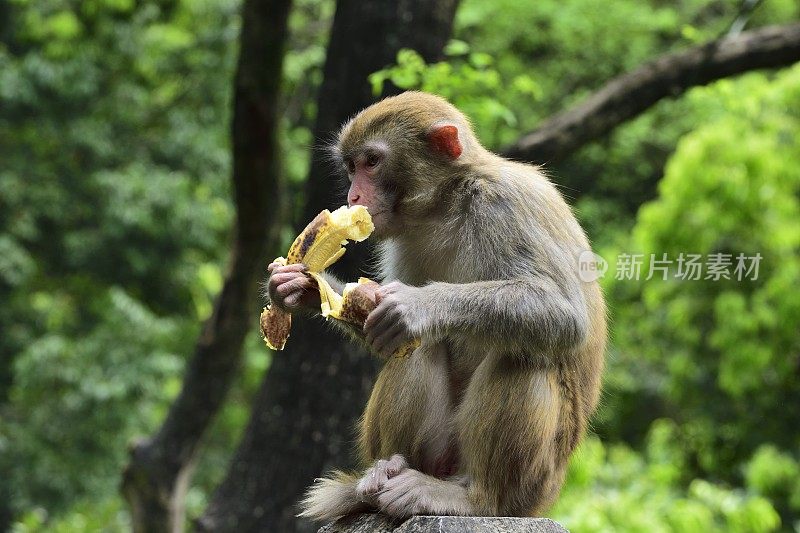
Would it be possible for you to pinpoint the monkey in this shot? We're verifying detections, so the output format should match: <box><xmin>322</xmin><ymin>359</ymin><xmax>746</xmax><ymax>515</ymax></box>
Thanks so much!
<box><xmin>267</xmin><ymin>91</ymin><xmax>606</xmax><ymax>521</ymax></box>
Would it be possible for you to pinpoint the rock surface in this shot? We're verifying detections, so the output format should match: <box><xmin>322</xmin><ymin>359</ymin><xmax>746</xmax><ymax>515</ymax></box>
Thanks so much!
<box><xmin>318</xmin><ymin>514</ymin><xmax>568</xmax><ymax>532</ymax></box>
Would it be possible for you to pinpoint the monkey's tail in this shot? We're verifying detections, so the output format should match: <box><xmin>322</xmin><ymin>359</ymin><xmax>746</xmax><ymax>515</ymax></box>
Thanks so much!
<box><xmin>297</xmin><ymin>471</ymin><xmax>366</xmax><ymax>522</ymax></box>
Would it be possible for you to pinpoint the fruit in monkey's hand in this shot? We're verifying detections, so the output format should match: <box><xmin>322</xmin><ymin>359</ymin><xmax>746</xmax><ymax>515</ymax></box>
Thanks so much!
<box><xmin>260</xmin><ymin>205</ymin><xmax>418</xmax><ymax>357</ymax></box>
<box><xmin>259</xmin><ymin>205</ymin><xmax>373</xmax><ymax>350</ymax></box>
<box><xmin>315</xmin><ymin>276</ymin><xmax>421</xmax><ymax>358</ymax></box>
<box><xmin>323</xmin><ymin>277</ymin><xmax>379</xmax><ymax>325</ymax></box>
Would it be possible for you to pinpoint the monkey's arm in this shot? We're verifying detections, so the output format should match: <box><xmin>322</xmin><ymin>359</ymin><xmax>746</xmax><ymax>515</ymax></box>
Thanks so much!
<box><xmin>418</xmin><ymin>277</ymin><xmax>589</xmax><ymax>356</ymax></box>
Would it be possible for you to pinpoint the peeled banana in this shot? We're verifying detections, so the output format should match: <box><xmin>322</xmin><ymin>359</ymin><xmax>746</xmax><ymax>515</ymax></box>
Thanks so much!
<box><xmin>285</xmin><ymin>205</ymin><xmax>374</xmax><ymax>270</ymax></box>
<box><xmin>328</xmin><ymin>278</ymin><xmax>420</xmax><ymax>358</ymax></box>
<box><xmin>260</xmin><ymin>206</ymin><xmax>374</xmax><ymax>351</ymax></box>
<box><xmin>260</xmin><ymin>205</ymin><xmax>418</xmax><ymax>357</ymax></box>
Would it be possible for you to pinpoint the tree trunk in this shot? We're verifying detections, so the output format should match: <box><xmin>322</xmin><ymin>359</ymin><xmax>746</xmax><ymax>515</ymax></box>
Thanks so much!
<box><xmin>503</xmin><ymin>22</ymin><xmax>800</xmax><ymax>165</ymax></box>
<box><xmin>197</xmin><ymin>1</ymin><xmax>458</xmax><ymax>531</ymax></box>
<box><xmin>121</xmin><ymin>0</ymin><xmax>292</xmax><ymax>530</ymax></box>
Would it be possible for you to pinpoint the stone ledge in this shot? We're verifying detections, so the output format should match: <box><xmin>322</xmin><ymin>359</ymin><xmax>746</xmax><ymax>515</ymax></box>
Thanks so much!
<box><xmin>318</xmin><ymin>513</ymin><xmax>568</xmax><ymax>532</ymax></box>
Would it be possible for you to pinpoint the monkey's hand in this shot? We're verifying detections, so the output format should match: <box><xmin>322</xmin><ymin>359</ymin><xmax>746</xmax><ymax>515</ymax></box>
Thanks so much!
<box><xmin>267</xmin><ymin>262</ymin><xmax>321</xmax><ymax>313</ymax></box>
<box><xmin>363</xmin><ymin>281</ymin><xmax>427</xmax><ymax>358</ymax></box>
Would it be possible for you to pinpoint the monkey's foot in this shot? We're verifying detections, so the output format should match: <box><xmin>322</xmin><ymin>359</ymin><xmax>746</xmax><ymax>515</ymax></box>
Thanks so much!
<box><xmin>356</xmin><ymin>454</ymin><xmax>408</xmax><ymax>502</ymax></box>
<box><xmin>376</xmin><ymin>469</ymin><xmax>472</xmax><ymax>518</ymax></box>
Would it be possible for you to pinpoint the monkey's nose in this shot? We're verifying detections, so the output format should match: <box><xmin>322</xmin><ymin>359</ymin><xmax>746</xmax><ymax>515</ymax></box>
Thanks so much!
<box><xmin>348</xmin><ymin>194</ymin><xmax>360</xmax><ymax>206</ymax></box>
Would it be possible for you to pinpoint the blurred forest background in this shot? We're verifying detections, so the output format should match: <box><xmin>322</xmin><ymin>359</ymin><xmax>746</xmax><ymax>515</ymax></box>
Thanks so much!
<box><xmin>1</xmin><ymin>0</ymin><xmax>799</xmax><ymax>531</ymax></box>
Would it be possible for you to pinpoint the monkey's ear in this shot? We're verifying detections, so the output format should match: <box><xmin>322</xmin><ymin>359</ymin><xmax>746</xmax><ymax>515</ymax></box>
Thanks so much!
<box><xmin>428</xmin><ymin>125</ymin><xmax>462</xmax><ymax>160</ymax></box>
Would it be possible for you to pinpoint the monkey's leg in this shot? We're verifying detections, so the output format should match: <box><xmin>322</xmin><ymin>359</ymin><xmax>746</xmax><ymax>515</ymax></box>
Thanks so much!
<box><xmin>298</xmin><ymin>455</ymin><xmax>407</xmax><ymax>521</ymax></box>
<box><xmin>456</xmin><ymin>353</ymin><xmax>571</xmax><ymax>516</ymax></box>
<box><xmin>372</xmin><ymin>356</ymin><xmax>570</xmax><ymax>519</ymax></box>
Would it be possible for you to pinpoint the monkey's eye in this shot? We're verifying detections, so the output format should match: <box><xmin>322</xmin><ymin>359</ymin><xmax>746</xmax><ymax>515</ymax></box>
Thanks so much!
<box><xmin>346</xmin><ymin>159</ymin><xmax>356</xmax><ymax>174</ymax></box>
<box><xmin>365</xmin><ymin>153</ymin><xmax>381</xmax><ymax>169</ymax></box>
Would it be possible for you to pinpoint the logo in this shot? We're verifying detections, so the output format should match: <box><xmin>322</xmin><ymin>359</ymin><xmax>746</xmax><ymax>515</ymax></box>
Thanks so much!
<box><xmin>577</xmin><ymin>250</ymin><xmax>608</xmax><ymax>282</ymax></box>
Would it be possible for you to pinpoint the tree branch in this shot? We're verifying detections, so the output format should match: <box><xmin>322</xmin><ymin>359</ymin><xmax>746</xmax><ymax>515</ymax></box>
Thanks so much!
<box><xmin>503</xmin><ymin>23</ymin><xmax>800</xmax><ymax>165</ymax></box>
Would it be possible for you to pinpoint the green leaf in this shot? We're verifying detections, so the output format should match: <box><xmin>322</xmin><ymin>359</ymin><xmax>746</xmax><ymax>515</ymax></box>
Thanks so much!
<box><xmin>444</xmin><ymin>39</ymin><xmax>470</xmax><ymax>56</ymax></box>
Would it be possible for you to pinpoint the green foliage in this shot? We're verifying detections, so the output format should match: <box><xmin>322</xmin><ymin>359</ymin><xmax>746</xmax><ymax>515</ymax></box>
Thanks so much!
<box><xmin>375</xmin><ymin>0</ymin><xmax>740</xmax><ymax>149</ymax></box>
<box><xmin>2</xmin><ymin>288</ymin><xmax>186</xmax><ymax>511</ymax></box>
<box><xmin>746</xmin><ymin>446</ymin><xmax>800</xmax><ymax>514</ymax></box>
<box><xmin>554</xmin><ymin>430</ymin><xmax>781</xmax><ymax>532</ymax></box>
<box><xmin>453</xmin><ymin>0</ymin><xmax>795</xmax><ymax>137</ymax></box>
<box><xmin>605</xmin><ymin>64</ymin><xmax>800</xmax><ymax>526</ymax></box>
<box><xmin>11</xmin><ymin>497</ymin><xmax>130</xmax><ymax>532</ymax></box>
<box><xmin>0</xmin><ymin>0</ymin><xmax>245</xmax><ymax>523</ymax></box>
<box><xmin>370</xmin><ymin>46</ymin><xmax>541</xmax><ymax>148</ymax></box>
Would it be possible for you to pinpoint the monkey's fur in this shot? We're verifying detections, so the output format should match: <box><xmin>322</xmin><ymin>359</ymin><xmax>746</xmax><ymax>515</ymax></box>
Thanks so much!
<box><xmin>298</xmin><ymin>92</ymin><xmax>606</xmax><ymax>520</ymax></box>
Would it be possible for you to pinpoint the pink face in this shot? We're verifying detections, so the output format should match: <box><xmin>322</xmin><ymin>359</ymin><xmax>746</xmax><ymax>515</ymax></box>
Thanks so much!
<box><xmin>345</xmin><ymin>145</ymin><xmax>392</xmax><ymax>236</ymax></box>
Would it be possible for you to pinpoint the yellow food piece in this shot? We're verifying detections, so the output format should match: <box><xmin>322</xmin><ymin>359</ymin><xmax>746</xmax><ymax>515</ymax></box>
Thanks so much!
<box><xmin>309</xmin><ymin>272</ymin><xmax>343</xmax><ymax>318</ymax></box>
<box><xmin>260</xmin><ymin>304</ymin><xmax>291</xmax><ymax>351</ymax></box>
<box><xmin>260</xmin><ymin>205</ymin><xmax>417</xmax><ymax>357</ymax></box>
<box><xmin>323</xmin><ymin>277</ymin><xmax>420</xmax><ymax>358</ymax></box>
<box><xmin>314</xmin><ymin>276</ymin><xmax>375</xmax><ymax>322</ymax></box>
<box><xmin>331</xmin><ymin>277</ymin><xmax>375</xmax><ymax>320</ymax></box>
<box><xmin>286</xmin><ymin>205</ymin><xmax>374</xmax><ymax>270</ymax></box>
<box><xmin>260</xmin><ymin>206</ymin><xmax>373</xmax><ymax>351</ymax></box>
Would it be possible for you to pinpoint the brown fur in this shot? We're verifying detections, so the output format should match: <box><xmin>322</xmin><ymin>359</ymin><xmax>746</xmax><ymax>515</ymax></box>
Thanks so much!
<box><xmin>300</xmin><ymin>92</ymin><xmax>606</xmax><ymax>521</ymax></box>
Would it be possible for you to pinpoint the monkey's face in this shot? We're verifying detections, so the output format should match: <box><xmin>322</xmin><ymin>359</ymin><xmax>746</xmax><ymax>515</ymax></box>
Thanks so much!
<box><xmin>335</xmin><ymin>93</ymin><xmax>467</xmax><ymax>239</ymax></box>
<box><xmin>342</xmin><ymin>140</ymin><xmax>400</xmax><ymax>239</ymax></box>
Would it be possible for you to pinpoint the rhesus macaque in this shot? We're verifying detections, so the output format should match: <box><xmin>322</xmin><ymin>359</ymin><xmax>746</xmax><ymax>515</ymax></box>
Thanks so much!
<box><xmin>267</xmin><ymin>92</ymin><xmax>606</xmax><ymax>520</ymax></box>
